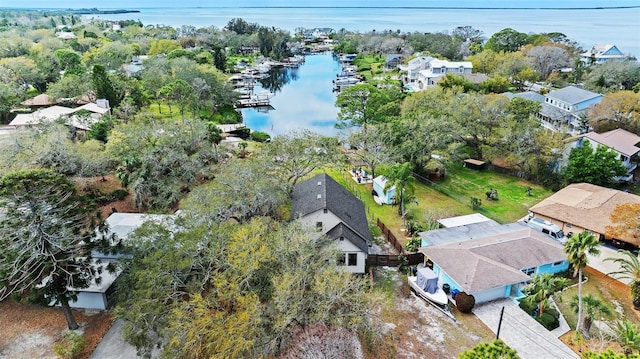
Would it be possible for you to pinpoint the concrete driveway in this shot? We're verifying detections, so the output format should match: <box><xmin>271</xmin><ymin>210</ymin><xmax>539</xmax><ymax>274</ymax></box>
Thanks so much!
<box><xmin>89</xmin><ymin>319</ymin><xmax>140</xmax><ymax>359</ymax></box>
<box><xmin>587</xmin><ymin>244</ymin><xmax>633</xmax><ymax>285</ymax></box>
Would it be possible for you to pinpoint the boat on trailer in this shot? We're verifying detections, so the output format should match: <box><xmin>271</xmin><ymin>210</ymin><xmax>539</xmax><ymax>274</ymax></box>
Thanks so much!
<box><xmin>408</xmin><ymin>265</ymin><xmax>455</xmax><ymax>319</ymax></box>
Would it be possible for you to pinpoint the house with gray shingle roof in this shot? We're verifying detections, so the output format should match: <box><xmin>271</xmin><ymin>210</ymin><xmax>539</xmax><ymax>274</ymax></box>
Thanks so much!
<box><xmin>419</xmin><ymin>221</ymin><xmax>568</xmax><ymax>303</ymax></box>
<box><xmin>538</xmin><ymin>85</ymin><xmax>602</xmax><ymax>135</ymax></box>
<box><xmin>291</xmin><ymin>173</ymin><xmax>371</xmax><ymax>273</ymax></box>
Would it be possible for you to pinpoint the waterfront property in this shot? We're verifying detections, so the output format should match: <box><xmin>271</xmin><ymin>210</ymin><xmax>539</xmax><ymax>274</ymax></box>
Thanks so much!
<box><xmin>291</xmin><ymin>173</ymin><xmax>371</xmax><ymax>274</ymax></box>
<box><xmin>580</xmin><ymin>44</ymin><xmax>628</xmax><ymax>65</ymax></box>
<box><xmin>419</xmin><ymin>221</ymin><xmax>568</xmax><ymax>304</ymax></box>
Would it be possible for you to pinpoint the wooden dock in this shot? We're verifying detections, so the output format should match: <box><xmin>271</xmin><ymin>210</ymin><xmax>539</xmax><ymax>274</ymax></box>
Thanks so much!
<box><xmin>236</xmin><ymin>98</ymin><xmax>272</xmax><ymax>108</ymax></box>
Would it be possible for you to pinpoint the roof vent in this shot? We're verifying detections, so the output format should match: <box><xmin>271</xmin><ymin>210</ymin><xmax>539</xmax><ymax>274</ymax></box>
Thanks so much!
<box><xmin>317</xmin><ymin>194</ymin><xmax>322</xmax><ymax>199</ymax></box>
<box><xmin>317</xmin><ymin>181</ymin><xmax>322</xmax><ymax>186</ymax></box>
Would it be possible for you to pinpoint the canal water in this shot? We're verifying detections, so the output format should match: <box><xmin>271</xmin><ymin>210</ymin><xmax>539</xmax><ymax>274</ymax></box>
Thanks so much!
<box><xmin>241</xmin><ymin>52</ymin><xmax>342</xmax><ymax>137</ymax></box>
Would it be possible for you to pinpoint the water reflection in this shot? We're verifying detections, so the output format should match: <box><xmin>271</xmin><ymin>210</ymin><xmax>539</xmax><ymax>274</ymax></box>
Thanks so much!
<box><xmin>242</xmin><ymin>52</ymin><xmax>341</xmax><ymax>137</ymax></box>
<box><xmin>257</xmin><ymin>67</ymin><xmax>300</xmax><ymax>93</ymax></box>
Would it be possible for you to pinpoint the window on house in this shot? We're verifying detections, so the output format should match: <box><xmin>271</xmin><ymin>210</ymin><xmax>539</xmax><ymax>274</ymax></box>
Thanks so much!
<box><xmin>621</xmin><ymin>155</ymin><xmax>629</xmax><ymax>162</ymax></box>
<box><xmin>522</xmin><ymin>267</ymin><xmax>535</xmax><ymax>275</ymax></box>
<box><xmin>348</xmin><ymin>253</ymin><xmax>357</xmax><ymax>266</ymax></box>
<box><xmin>316</xmin><ymin>222</ymin><xmax>322</xmax><ymax>231</ymax></box>
<box><xmin>337</xmin><ymin>253</ymin><xmax>346</xmax><ymax>266</ymax></box>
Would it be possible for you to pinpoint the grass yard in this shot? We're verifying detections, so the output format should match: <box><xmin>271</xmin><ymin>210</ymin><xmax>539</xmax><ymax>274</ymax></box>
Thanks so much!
<box><xmin>432</xmin><ymin>163</ymin><xmax>553</xmax><ymax>223</ymax></box>
<box><xmin>326</xmin><ymin>162</ymin><xmax>551</xmax><ymax>248</ymax></box>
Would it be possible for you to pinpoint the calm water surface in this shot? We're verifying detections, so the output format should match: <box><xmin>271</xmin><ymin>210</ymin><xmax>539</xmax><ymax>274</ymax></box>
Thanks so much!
<box><xmin>242</xmin><ymin>53</ymin><xmax>341</xmax><ymax>136</ymax></box>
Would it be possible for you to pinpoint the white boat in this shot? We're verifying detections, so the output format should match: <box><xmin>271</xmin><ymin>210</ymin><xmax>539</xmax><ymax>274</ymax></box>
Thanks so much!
<box><xmin>408</xmin><ymin>265</ymin><xmax>448</xmax><ymax>307</ymax></box>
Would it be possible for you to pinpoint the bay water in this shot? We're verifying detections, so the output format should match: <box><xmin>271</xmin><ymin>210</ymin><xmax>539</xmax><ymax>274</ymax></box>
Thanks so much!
<box><xmin>79</xmin><ymin>3</ymin><xmax>640</xmax><ymax>136</ymax></box>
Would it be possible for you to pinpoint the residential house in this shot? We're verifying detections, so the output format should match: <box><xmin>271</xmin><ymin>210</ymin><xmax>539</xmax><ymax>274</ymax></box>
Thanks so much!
<box><xmin>580</xmin><ymin>44</ymin><xmax>628</xmax><ymax>65</ymax></box>
<box><xmin>538</xmin><ymin>85</ymin><xmax>602</xmax><ymax>135</ymax></box>
<box><xmin>419</xmin><ymin>221</ymin><xmax>568</xmax><ymax>304</ymax></box>
<box><xmin>385</xmin><ymin>54</ymin><xmax>404</xmax><ymax>69</ymax></box>
<box><xmin>9</xmin><ymin>100</ymin><xmax>111</xmax><ymax>135</ymax></box>
<box><xmin>564</xmin><ymin>128</ymin><xmax>640</xmax><ymax>182</ymax></box>
<box><xmin>69</xmin><ymin>213</ymin><xmax>174</xmax><ymax>310</ymax></box>
<box><xmin>528</xmin><ymin>183</ymin><xmax>640</xmax><ymax>247</ymax></box>
<box><xmin>416</xmin><ymin>59</ymin><xmax>473</xmax><ymax>90</ymax></box>
<box><xmin>56</xmin><ymin>31</ymin><xmax>76</xmax><ymax>40</ymax></box>
<box><xmin>401</xmin><ymin>56</ymin><xmax>434</xmax><ymax>84</ymax></box>
<box><xmin>122</xmin><ymin>55</ymin><xmax>149</xmax><ymax>77</ymax></box>
<box><xmin>291</xmin><ymin>173</ymin><xmax>371</xmax><ymax>274</ymax></box>
<box><xmin>502</xmin><ymin>91</ymin><xmax>545</xmax><ymax>103</ymax></box>
<box><xmin>20</xmin><ymin>94</ymin><xmax>58</xmax><ymax>108</ymax></box>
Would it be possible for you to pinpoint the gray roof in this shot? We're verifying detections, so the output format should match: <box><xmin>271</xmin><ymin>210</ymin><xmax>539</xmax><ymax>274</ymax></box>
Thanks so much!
<box><xmin>419</xmin><ymin>224</ymin><xmax>566</xmax><ymax>294</ymax></box>
<box><xmin>546</xmin><ymin>86</ymin><xmax>601</xmax><ymax>105</ymax></box>
<box><xmin>503</xmin><ymin>91</ymin><xmax>545</xmax><ymax>103</ymax></box>
<box><xmin>326</xmin><ymin>222</ymin><xmax>370</xmax><ymax>252</ymax></box>
<box><xmin>292</xmin><ymin>173</ymin><xmax>371</xmax><ymax>243</ymax></box>
<box><xmin>419</xmin><ymin>221</ymin><xmax>518</xmax><ymax>247</ymax></box>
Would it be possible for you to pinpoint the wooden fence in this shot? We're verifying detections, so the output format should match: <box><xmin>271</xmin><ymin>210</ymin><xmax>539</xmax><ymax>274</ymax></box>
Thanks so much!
<box><xmin>376</xmin><ymin>218</ymin><xmax>404</xmax><ymax>254</ymax></box>
<box><xmin>368</xmin><ymin>218</ymin><xmax>424</xmax><ymax>267</ymax></box>
<box><xmin>367</xmin><ymin>252</ymin><xmax>423</xmax><ymax>267</ymax></box>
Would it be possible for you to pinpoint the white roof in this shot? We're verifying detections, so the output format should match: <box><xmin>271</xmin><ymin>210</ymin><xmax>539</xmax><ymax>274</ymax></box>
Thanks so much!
<box><xmin>429</xmin><ymin>59</ymin><xmax>473</xmax><ymax>69</ymax></box>
<box><xmin>74</xmin><ymin>102</ymin><xmax>110</xmax><ymax>114</ymax></box>
<box><xmin>9</xmin><ymin>105</ymin><xmax>75</xmax><ymax>126</ymax></box>
<box><xmin>438</xmin><ymin>213</ymin><xmax>493</xmax><ymax>228</ymax></box>
<box><xmin>104</xmin><ymin>212</ymin><xmax>173</xmax><ymax>241</ymax></box>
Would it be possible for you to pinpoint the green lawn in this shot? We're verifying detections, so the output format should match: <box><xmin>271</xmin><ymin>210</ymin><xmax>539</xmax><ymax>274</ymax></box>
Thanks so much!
<box><xmin>325</xmin><ymin>163</ymin><xmax>553</xmax><ymax>246</ymax></box>
<box><xmin>432</xmin><ymin>163</ymin><xmax>553</xmax><ymax>223</ymax></box>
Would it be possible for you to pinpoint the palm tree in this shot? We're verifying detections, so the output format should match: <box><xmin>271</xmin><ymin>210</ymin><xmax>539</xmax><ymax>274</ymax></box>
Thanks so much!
<box><xmin>604</xmin><ymin>249</ymin><xmax>640</xmax><ymax>309</ymax></box>
<box><xmin>523</xmin><ymin>273</ymin><xmax>569</xmax><ymax>316</ymax></box>
<box><xmin>569</xmin><ymin>293</ymin><xmax>612</xmax><ymax>335</ymax></box>
<box><xmin>614</xmin><ymin>320</ymin><xmax>640</xmax><ymax>354</ymax></box>
<box><xmin>382</xmin><ymin>162</ymin><xmax>416</xmax><ymax>227</ymax></box>
<box><xmin>564</xmin><ymin>231</ymin><xmax>601</xmax><ymax>334</ymax></box>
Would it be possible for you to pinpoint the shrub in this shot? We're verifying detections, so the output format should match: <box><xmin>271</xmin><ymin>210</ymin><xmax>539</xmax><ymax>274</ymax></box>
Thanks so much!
<box><xmin>470</xmin><ymin>196</ymin><xmax>482</xmax><ymax>209</ymax></box>
<box><xmin>455</xmin><ymin>292</ymin><xmax>476</xmax><ymax>313</ymax></box>
<box><xmin>519</xmin><ymin>298</ymin><xmax>537</xmax><ymax>315</ymax></box>
<box><xmin>405</xmin><ymin>237</ymin><xmax>422</xmax><ymax>252</ymax></box>
<box><xmin>536</xmin><ymin>312</ymin><xmax>559</xmax><ymax>331</ymax></box>
<box><xmin>54</xmin><ymin>331</ymin><xmax>85</xmax><ymax>359</ymax></box>
<box><xmin>250</xmin><ymin>131</ymin><xmax>271</xmax><ymax>143</ymax></box>
<box><xmin>110</xmin><ymin>189</ymin><xmax>129</xmax><ymax>201</ymax></box>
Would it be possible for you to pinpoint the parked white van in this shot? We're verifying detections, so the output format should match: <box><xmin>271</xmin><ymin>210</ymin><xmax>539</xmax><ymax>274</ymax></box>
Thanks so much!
<box><xmin>524</xmin><ymin>216</ymin><xmax>569</xmax><ymax>244</ymax></box>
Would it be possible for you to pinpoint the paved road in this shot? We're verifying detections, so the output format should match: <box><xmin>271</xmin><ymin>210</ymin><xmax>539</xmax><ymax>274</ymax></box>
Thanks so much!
<box><xmin>473</xmin><ymin>299</ymin><xmax>579</xmax><ymax>359</ymax></box>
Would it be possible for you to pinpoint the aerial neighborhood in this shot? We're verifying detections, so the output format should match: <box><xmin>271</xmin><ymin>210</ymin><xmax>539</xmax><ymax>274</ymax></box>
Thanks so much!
<box><xmin>1</xmin><ymin>6</ymin><xmax>640</xmax><ymax>359</ymax></box>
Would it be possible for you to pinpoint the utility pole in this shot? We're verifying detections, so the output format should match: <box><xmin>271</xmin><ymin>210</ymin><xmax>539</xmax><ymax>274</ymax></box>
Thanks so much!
<box><xmin>496</xmin><ymin>306</ymin><xmax>505</xmax><ymax>340</ymax></box>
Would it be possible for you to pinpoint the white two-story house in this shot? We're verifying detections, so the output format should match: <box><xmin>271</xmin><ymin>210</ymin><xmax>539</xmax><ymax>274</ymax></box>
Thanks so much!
<box><xmin>291</xmin><ymin>173</ymin><xmax>371</xmax><ymax>274</ymax></box>
<box><xmin>416</xmin><ymin>59</ymin><xmax>473</xmax><ymax>90</ymax></box>
<box><xmin>538</xmin><ymin>85</ymin><xmax>602</xmax><ymax>135</ymax></box>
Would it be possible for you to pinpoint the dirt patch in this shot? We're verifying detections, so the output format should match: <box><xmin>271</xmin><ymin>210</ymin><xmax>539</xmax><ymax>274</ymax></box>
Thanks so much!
<box><xmin>368</xmin><ymin>268</ymin><xmax>493</xmax><ymax>359</ymax></box>
<box><xmin>0</xmin><ymin>300</ymin><xmax>113</xmax><ymax>359</ymax></box>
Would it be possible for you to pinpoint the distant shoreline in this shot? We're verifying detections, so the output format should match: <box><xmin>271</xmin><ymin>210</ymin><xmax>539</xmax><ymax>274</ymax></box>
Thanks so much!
<box><xmin>0</xmin><ymin>8</ymin><xmax>140</xmax><ymax>14</ymax></box>
<box><xmin>1</xmin><ymin>6</ymin><xmax>638</xmax><ymax>11</ymax></box>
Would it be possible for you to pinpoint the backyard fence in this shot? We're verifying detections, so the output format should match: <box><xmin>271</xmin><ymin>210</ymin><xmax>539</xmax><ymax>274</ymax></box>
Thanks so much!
<box><xmin>376</xmin><ymin>218</ymin><xmax>404</xmax><ymax>254</ymax></box>
<box><xmin>367</xmin><ymin>252</ymin><xmax>424</xmax><ymax>267</ymax></box>
<box><xmin>368</xmin><ymin>218</ymin><xmax>424</xmax><ymax>268</ymax></box>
